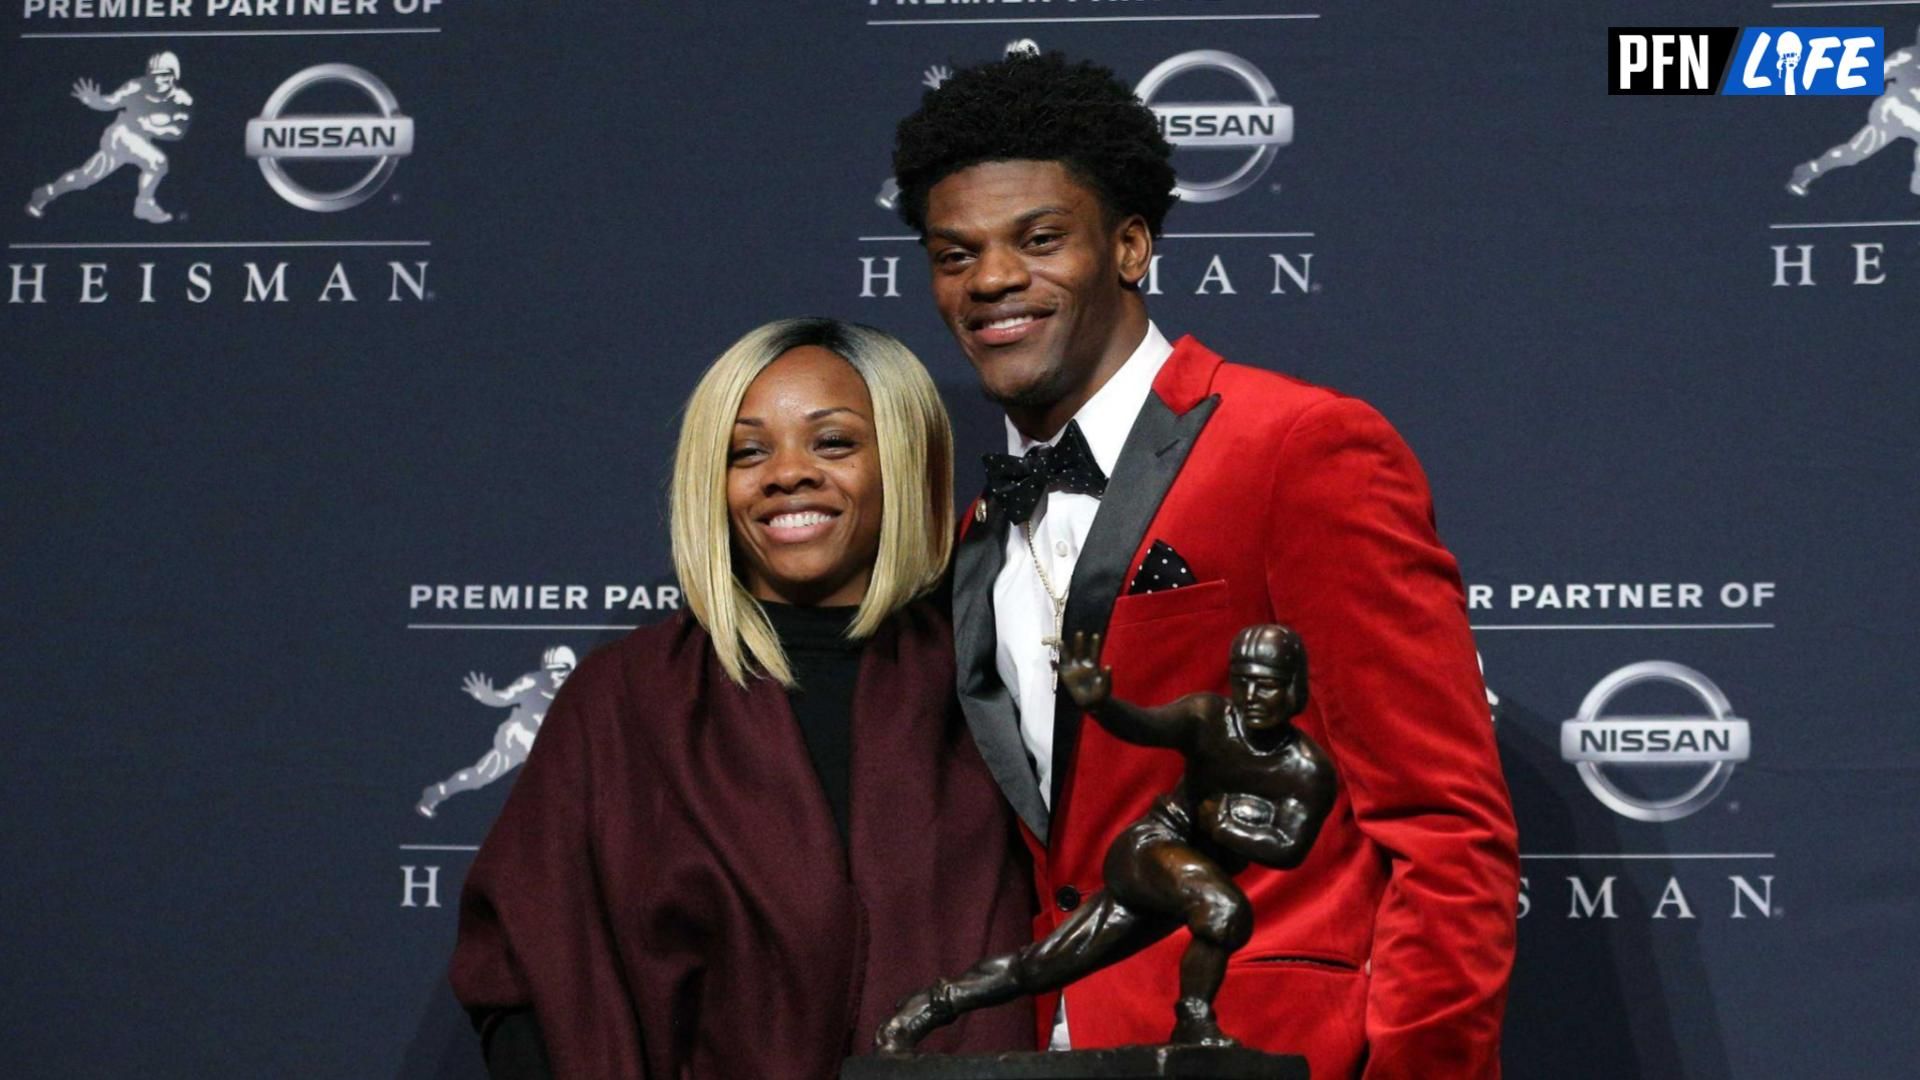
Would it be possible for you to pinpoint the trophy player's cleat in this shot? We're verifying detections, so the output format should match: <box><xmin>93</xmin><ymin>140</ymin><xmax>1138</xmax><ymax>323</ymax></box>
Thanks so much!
<box><xmin>1170</xmin><ymin>996</ymin><xmax>1238</xmax><ymax>1048</ymax></box>
<box><xmin>133</xmin><ymin>198</ymin><xmax>172</xmax><ymax>223</ymax></box>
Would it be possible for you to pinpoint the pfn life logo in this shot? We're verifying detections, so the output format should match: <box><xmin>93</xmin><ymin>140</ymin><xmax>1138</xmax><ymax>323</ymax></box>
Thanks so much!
<box><xmin>1610</xmin><ymin>27</ymin><xmax>1884</xmax><ymax>95</ymax></box>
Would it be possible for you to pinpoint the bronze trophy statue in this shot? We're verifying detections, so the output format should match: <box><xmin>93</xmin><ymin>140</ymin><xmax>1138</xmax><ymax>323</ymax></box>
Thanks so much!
<box><xmin>867</xmin><ymin>624</ymin><xmax>1337</xmax><ymax>1074</ymax></box>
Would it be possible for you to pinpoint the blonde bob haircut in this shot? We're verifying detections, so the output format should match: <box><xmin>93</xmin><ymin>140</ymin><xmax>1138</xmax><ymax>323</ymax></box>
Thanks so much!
<box><xmin>671</xmin><ymin>317</ymin><xmax>955</xmax><ymax>688</ymax></box>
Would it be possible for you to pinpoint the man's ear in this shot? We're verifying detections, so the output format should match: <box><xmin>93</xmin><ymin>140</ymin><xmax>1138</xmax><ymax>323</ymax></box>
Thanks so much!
<box><xmin>1114</xmin><ymin>213</ymin><xmax>1153</xmax><ymax>287</ymax></box>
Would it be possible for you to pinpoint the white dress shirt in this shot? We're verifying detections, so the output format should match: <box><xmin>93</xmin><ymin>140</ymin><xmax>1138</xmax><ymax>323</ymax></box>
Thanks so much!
<box><xmin>992</xmin><ymin>321</ymin><xmax>1174</xmax><ymax>803</ymax></box>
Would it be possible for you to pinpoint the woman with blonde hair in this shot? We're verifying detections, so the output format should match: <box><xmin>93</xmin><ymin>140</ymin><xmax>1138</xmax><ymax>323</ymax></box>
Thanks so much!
<box><xmin>450</xmin><ymin>318</ymin><xmax>1034</xmax><ymax>1078</ymax></box>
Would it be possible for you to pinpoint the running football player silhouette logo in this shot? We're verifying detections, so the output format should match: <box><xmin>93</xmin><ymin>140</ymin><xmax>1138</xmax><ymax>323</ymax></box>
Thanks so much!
<box><xmin>1789</xmin><ymin>28</ymin><xmax>1920</xmax><ymax>196</ymax></box>
<box><xmin>27</xmin><ymin>52</ymin><xmax>194</xmax><ymax>223</ymax></box>
<box><xmin>416</xmin><ymin>646</ymin><xmax>577</xmax><ymax>819</ymax></box>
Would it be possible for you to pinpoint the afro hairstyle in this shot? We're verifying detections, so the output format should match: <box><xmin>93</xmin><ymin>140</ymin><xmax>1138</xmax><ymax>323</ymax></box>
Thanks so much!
<box><xmin>891</xmin><ymin>51</ymin><xmax>1178</xmax><ymax>238</ymax></box>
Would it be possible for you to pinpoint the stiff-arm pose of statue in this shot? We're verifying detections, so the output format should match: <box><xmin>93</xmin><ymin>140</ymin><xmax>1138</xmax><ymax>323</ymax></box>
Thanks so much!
<box><xmin>1788</xmin><ymin>29</ymin><xmax>1920</xmax><ymax>196</ymax></box>
<box><xmin>876</xmin><ymin>624</ymin><xmax>1338</xmax><ymax>1051</ymax></box>
<box><xmin>416</xmin><ymin>646</ymin><xmax>576</xmax><ymax>819</ymax></box>
<box><xmin>26</xmin><ymin>52</ymin><xmax>193</xmax><ymax>223</ymax></box>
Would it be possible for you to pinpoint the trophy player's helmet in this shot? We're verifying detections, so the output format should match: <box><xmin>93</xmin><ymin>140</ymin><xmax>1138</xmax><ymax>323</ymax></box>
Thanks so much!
<box><xmin>147</xmin><ymin>52</ymin><xmax>182</xmax><ymax>79</ymax></box>
<box><xmin>1230</xmin><ymin>624</ymin><xmax>1308</xmax><ymax>699</ymax></box>
<box><xmin>542</xmin><ymin>646</ymin><xmax>578</xmax><ymax>673</ymax></box>
<box><xmin>1230</xmin><ymin>624</ymin><xmax>1303</xmax><ymax>671</ymax></box>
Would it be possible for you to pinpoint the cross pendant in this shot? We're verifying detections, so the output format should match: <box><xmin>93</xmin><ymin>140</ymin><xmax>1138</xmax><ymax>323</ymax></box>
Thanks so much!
<box><xmin>1041</xmin><ymin>600</ymin><xmax>1066</xmax><ymax>691</ymax></box>
<box><xmin>1041</xmin><ymin>633</ymin><xmax>1062</xmax><ymax>691</ymax></box>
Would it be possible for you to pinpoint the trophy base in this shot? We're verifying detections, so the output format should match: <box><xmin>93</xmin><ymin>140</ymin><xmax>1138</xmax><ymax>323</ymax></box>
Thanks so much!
<box><xmin>843</xmin><ymin>1045</ymin><xmax>1308</xmax><ymax>1080</ymax></box>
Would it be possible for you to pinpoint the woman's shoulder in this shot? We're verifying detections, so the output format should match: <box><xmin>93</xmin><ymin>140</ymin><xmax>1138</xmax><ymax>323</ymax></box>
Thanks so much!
<box><xmin>566</xmin><ymin>610</ymin><xmax>711</xmax><ymax>702</ymax></box>
<box><xmin>877</xmin><ymin>596</ymin><xmax>954</xmax><ymax>667</ymax></box>
<box><xmin>616</xmin><ymin>607</ymin><xmax>709</xmax><ymax>659</ymax></box>
<box><xmin>579</xmin><ymin>601</ymin><xmax>950</xmax><ymax>686</ymax></box>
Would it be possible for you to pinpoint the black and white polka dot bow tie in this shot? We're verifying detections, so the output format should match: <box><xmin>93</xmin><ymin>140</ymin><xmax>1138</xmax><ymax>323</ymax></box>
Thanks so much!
<box><xmin>981</xmin><ymin>419</ymin><xmax>1108</xmax><ymax>525</ymax></box>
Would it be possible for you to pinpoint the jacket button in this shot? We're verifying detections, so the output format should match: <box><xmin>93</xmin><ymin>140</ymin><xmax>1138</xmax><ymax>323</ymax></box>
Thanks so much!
<box><xmin>1055</xmin><ymin>885</ymin><xmax>1081</xmax><ymax>912</ymax></box>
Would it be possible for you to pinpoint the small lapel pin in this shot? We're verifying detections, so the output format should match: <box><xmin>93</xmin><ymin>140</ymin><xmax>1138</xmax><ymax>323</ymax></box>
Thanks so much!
<box><xmin>974</xmin><ymin>500</ymin><xmax>989</xmax><ymax>523</ymax></box>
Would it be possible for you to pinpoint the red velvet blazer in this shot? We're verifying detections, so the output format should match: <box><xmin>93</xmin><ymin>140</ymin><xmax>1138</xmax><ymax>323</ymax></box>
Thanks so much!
<box><xmin>451</xmin><ymin>602</ymin><xmax>1034</xmax><ymax>1078</ymax></box>
<box><xmin>950</xmin><ymin>337</ymin><xmax>1519</xmax><ymax>1079</ymax></box>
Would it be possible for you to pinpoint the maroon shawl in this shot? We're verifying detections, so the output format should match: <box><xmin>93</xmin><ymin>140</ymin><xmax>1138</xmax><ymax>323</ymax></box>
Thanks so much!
<box><xmin>451</xmin><ymin>602</ymin><xmax>1035</xmax><ymax>1077</ymax></box>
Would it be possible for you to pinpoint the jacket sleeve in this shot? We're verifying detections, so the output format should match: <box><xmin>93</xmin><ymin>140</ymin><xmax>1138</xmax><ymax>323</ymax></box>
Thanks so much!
<box><xmin>1262</xmin><ymin>397</ymin><xmax>1519</xmax><ymax>1079</ymax></box>
<box><xmin>448</xmin><ymin>648</ymin><xmax>649</xmax><ymax>1079</ymax></box>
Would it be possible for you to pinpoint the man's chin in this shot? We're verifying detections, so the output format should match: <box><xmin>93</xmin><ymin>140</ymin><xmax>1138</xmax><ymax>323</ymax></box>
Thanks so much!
<box><xmin>972</xmin><ymin>356</ymin><xmax>1070</xmax><ymax>413</ymax></box>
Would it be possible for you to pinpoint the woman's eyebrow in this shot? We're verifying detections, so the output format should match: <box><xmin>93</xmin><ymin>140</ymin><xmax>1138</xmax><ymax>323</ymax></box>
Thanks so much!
<box><xmin>735</xmin><ymin>407</ymin><xmax>871</xmax><ymax>426</ymax></box>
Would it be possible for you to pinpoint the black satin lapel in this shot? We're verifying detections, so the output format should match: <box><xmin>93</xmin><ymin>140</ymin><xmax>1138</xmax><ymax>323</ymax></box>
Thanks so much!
<box><xmin>952</xmin><ymin>505</ymin><xmax>1050</xmax><ymax>843</ymax></box>
<box><xmin>1049</xmin><ymin>392</ymin><xmax>1221</xmax><ymax>819</ymax></box>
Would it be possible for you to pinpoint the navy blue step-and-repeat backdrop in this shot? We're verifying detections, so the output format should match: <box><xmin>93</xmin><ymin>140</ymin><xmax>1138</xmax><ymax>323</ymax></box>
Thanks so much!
<box><xmin>4</xmin><ymin>1</ymin><xmax>1917</xmax><ymax>1076</ymax></box>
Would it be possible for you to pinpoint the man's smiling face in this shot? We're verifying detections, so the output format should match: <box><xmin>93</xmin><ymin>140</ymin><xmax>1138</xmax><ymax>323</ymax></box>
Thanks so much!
<box><xmin>922</xmin><ymin>159</ymin><xmax>1151</xmax><ymax>439</ymax></box>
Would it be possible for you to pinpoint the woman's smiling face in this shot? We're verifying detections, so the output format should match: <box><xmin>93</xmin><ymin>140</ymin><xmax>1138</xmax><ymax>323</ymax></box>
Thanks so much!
<box><xmin>726</xmin><ymin>346</ymin><xmax>885</xmax><ymax>608</ymax></box>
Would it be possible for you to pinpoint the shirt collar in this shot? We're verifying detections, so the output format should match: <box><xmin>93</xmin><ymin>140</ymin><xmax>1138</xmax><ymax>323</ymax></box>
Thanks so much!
<box><xmin>1003</xmin><ymin>320</ymin><xmax>1173</xmax><ymax>476</ymax></box>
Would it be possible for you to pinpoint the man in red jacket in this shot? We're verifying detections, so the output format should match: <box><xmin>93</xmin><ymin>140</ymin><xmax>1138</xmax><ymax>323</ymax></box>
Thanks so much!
<box><xmin>888</xmin><ymin>51</ymin><xmax>1520</xmax><ymax>1078</ymax></box>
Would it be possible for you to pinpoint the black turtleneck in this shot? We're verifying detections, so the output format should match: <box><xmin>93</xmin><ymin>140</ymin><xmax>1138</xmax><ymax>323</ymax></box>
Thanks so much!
<box><xmin>761</xmin><ymin>600</ymin><xmax>864</xmax><ymax>845</ymax></box>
